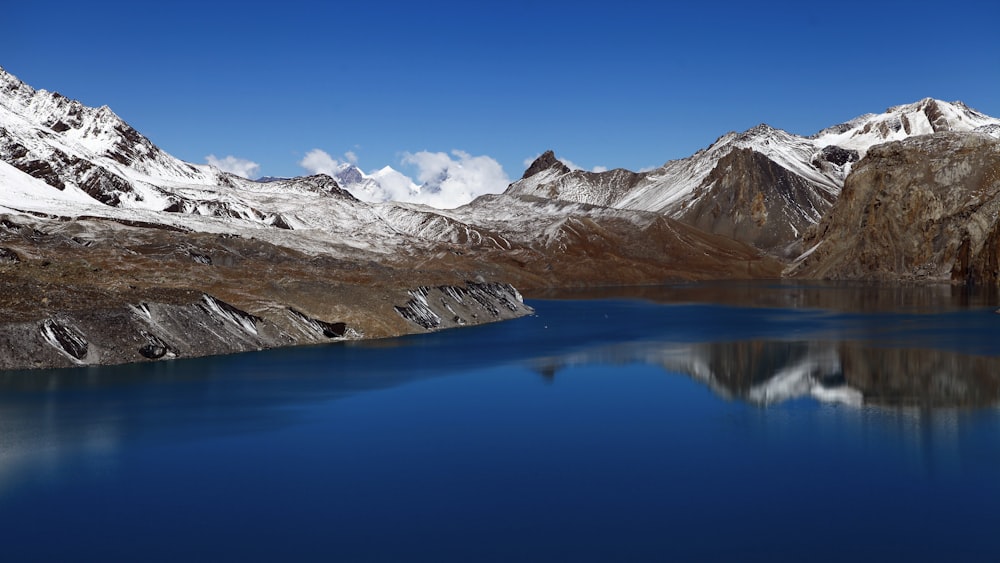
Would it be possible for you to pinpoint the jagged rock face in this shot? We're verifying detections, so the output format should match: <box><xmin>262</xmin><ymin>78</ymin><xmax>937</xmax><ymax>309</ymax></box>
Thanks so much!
<box><xmin>0</xmin><ymin>130</ymin><xmax>139</xmax><ymax>206</ymax></box>
<box><xmin>790</xmin><ymin>132</ymin><xmax>1000</xmax><ymax>282</ymax></box>
<box><xmin>676</xmin><ymin>148</ymin><xmax>836</xmax><ymax>256</ymax></box>
<box><xmin>812</xmin><ymin>145</ymin><xmax>859</xmax><ymax>168</ymax></box>
<box><xmin>510</xmin><ymin>151</ymin><xmax>646</xmax><ymax>208</ymax></box>
<box><xmin>811</xmin><ymin>98</ymin><xmax>1000</xmax><ymax>152</ymax></box>
<box><xmin>522</xmin><ymin>150</ymin><xmax>571</xmax><ymax>179</ymax></box>
<box><xmin>393</xmin><ymin>283</ymin><xmax>527</xmax><ymax>329</ymax></box>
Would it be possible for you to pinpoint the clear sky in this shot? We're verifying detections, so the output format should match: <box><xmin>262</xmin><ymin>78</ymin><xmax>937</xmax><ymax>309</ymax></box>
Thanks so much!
<box><xmin>4</xmin><ymin>0</ymin><xmax>999</xmax><ymax>189</ymax></box>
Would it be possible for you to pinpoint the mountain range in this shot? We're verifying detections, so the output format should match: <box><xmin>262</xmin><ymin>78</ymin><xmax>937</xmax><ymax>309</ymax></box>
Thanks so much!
<box><xmin>3</xmin><ymin>64</ymin><xmax>1000</xmax><ymax>369</ymax></box>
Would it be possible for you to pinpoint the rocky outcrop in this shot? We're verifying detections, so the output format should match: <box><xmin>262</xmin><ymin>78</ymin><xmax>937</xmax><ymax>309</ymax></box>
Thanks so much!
<box><xmin>812</xmin><ymin>145</ymin><xmax>859</xmax><ymax>169</ymax></box>
<box><xmin>393</xmin><ymin>283</ymin><xmax>528</xmax><ymax>330</ymax></box>
<box><xmin>0</xmin><ymin>213</ymin><xmax>534</xmax><ymax>371</ymax></box>
<box><xmin>0</xmin><ymin>282</ymin><xmax>531</xmax><ymax>371</ymax></box>
<box><xmin>789</xmin><ymin>132</ymin><xmax>1000</xmax><ymax>282</ymax></box>
<box><xmin>2</xmin><ymin>296</ymin><xmax>308</xmax><ymax>370</ymax></box>
<box><xmin>510</xmin><ymin>151</ymin><xmax>646</xmax><ymax>208</ymax></box>
<box><xmin>522</xmin><ymin>150</ymin><xmax>572</xmax><ymax>179</ymax></box>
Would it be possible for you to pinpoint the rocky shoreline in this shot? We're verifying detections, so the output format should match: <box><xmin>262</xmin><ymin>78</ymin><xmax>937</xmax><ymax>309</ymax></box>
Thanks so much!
<box><xmin>0</xmin><ymin>282</ymin><xmax>530</xmax><ymax>371</ymax></box>
<box><xmin>0</xmin><ymin>213</ymin><xmax>533</xmax><ymax>371</ymax></box>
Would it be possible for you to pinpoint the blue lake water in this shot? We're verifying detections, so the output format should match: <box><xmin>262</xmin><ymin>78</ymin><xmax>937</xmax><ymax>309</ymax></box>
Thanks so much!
<box><xmin>1</xmin><ymin>282</ymin><xmax>1000</xmax><ymax>561</ymax></box>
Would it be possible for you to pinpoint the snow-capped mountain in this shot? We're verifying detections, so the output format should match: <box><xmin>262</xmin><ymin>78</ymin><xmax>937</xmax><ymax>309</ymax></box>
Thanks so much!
<box><xmin>3</xmin><ymin>62</ymin><xmax>765</xmax><ymax>283</ymax></box>
<box><xmin>6</xmin><ymin>64</ymin><xmax>999</xmax><ymax>370</ymax></box>
<box><xmin>811</xmin><ymin>97</ymin><xmax>1000</xmax><ymax>155</ymax></box>
<box><xmin>0</xmin><ymin>65</ymin><xmax>451</xmax><ymax>256</ymax></box>
<box><xmin>0</xmin><ymin>67</ymin><xmax>229</xmax><ymax>202</ymax></box>
<box><xmin>509</xmin><ymin>99</ymin><xmax>1000</xmax><ymax>255</ymax></box>
<box><xmin>318</xmin><ymin>161</ymin><xmax>420</xmax><ymax>203</ymax></box>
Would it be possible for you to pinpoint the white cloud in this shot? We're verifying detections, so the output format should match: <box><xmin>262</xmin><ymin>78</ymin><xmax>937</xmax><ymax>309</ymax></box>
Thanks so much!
<box><xmin>299</xmin><ymin>149</ymin><xmax>341</xmax><ymax>175</ymax></box>
<box><xmin>299</xmin><ymin>149</ymin><xmax>363</xmax><ymax>176</ymax></box>
<box><xmin>369</xmin><ymin>166</ymin><xmax>419</xmax><ymax>201</ymax></box>
<box><xmin>297</xmin><ymin>148</ymin><xmax>510</xmax><ymax>209</ymax></box>
<box><xmin>206</xmin><ymin>154</ymin><xmax>260</xmax><ymax>179</ymax></box>
<box><xmin>399</xmin><ymin>149</ymin><xmax>510</xmax><ymax>209</ymax></box>
<box><xmin>591</xmin><ymin>165</ymin><xmax>609</xmax><ymax>173</ymax></box>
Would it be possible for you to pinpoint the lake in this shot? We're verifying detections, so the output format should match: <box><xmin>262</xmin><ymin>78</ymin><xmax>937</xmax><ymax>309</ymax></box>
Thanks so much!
<box><xmin>1</xmin><ymin>282</ymin><xmax>999</xmax><ymax>561</ymax></box>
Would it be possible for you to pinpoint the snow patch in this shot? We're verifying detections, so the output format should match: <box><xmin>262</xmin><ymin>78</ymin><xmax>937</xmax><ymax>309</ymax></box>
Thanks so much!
<box><xmin>200</xmin><ymin>295</ymin><xmax>259</xmax><ymax>336</ymax></box>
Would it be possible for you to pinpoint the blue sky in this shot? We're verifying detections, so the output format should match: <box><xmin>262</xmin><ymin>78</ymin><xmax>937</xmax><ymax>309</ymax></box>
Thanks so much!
<box><xmin>5</xmin><ymin>0</ymin><xmax>999</xmax><ymax>186</ymax></box>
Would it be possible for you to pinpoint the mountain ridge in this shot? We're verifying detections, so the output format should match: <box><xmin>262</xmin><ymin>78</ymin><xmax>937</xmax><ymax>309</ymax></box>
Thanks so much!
<box><xmin>4</xmin><ymin>64</ymin><xmax>1000</xmax><ymax>371</ymax></box>
<box><xmin>1</xmin><ymin>66</ymin><xmax>785</xmax><ymax>370</ymax></box>
<box><xmin>509</xmin><ymin>98</ymin><xmax>1000</xmax><ymax>255</ymax></box>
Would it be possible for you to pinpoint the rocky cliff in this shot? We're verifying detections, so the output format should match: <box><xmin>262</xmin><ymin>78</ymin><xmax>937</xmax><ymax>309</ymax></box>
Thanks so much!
<box><xmin>789</xmin><ymin>132</ymin><xmax>1000</xmax><ymax>281</ymax></box>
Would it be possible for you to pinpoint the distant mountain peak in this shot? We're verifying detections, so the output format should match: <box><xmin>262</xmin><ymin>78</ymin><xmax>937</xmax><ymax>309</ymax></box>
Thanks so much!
<box><xmin>813</xmin><ymin>98</ymin><xmax>999</xmax><ymax>148</ymax></box>
<box><xmin>522</xmin><ymin>150</ymin><xmax>571</xmax><ymax>179</ymax></box>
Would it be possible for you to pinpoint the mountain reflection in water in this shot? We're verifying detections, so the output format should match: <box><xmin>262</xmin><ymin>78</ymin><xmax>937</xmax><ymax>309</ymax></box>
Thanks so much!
<box><xmin>2</xmin><ymin>282</ymin><xmax>999</xmax><ymax>411</ymax></box>
<box><xmin>529</xmin><ymin>339</ymin><xmax>1000</xmax><ymax>408</ymax></box>
<box><xmin>2</xmin><ymin>283</ymin><xmax>1000</xmax><ymax>562</ymax></box>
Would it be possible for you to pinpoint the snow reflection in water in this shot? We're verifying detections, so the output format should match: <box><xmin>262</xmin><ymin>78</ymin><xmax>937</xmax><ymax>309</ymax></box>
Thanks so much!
<box><xmin>1</xmin><ymin>284</ymin><xmax>1000</xmax><ymax>561</ymax></box>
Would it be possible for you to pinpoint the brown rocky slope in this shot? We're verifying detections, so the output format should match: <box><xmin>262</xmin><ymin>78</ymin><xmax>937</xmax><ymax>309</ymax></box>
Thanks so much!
<box><xmin>789</xmin><ymin>132</ymin><xmax>1000</xmax><ymax>282</ymax></box>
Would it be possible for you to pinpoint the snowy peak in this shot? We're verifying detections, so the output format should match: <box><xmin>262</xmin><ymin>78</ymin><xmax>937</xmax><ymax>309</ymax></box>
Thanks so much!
<box><xmin>522</xmin><ymin>150</ymin><xmax>571</xmax><ymax>179</ymax></box>
<box><xmin>334</xmin><ymin>164</ymin><xmax>419</xmax><ymax>203</ymax></box>
<box><xmin>886</xmin><ymin>98</ymin><xmax>990</xmax><ymax>131</ymax></box>
<box><xmin>729</xmin><ymin>123</ymin><xmax>783</xmax><ymax>145</ymax></box>
<box><xmin>0</xmin><ymin>66</ymin><xmax>35</xmax><ymax>104</ymax></box>
<box><xmin>506</xmin><ymin>150</ymin><xmax>644</xmax><ymax>207</ymax></box>
<box><xmin>507</xmin><ymin>99</ymin><xmax>1000</xmax><ymax>257</ymax></box>
<box><xmin>332</xmin><ymin>162</ymin><xmax>365</xmax><ymax>186</ymax></box>
<box><xmin>813</xmin><ymin>98</ymin><xmax>1000</xmax><ymax>154</ymax></box>
<box><xmin>1</xmin><ymin>65</ymin><xmax>216</xmax><ymax>189</ymax></box>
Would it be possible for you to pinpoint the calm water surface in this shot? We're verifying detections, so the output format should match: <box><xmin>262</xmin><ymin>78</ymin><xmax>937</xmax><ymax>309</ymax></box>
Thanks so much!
<box><xmin>1</xmin><ymin>282</ymin><xmax>999</xmax><ymax>561</ymax></box>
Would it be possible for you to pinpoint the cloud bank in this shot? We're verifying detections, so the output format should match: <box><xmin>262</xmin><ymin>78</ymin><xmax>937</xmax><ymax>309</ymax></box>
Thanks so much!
<box><xmin>206</xmin><ymin>154</ymin><xmax>260</xmax><ymax>179</ymax></box>
<box><xmin>400</xmin><ymin>150</ymin><xmax>510</xmax><ymax>208</ymax></box>
<box><xmin>299</xmin><ymin>148</ymin><xmax>349</xmax><ymax>176</ymax></box>
<box><xmin>299</xmin><ymin>148</ymin><xmax>510</xmax><ymax>209</ymax></box>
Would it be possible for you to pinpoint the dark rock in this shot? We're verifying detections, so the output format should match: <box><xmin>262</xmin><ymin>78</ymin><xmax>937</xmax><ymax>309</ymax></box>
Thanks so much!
<box><xmin>138</xmin><ymin>330</ymin><xmax>171</xmax><ymax>359</ymax></box>
<box><xmin>0</xmin><ymin>247</ymin><xmax>20</xmax><ymax>263</ymax></box>
<box><xmin>522</xmin><ymin>150</ymin><xmax>572</xmax><ymax>179</ymax></box>
<box><xmin>267</xmin><ymin>214</ymin><xmax>293</xmax><ymax>230</ymax></box>
<box><xmin>289</xmin><ymin>308</ymin><xmax>347</xmax><ymax>338</ymax></box>
<box><xmin>76</xmin><ymin>163</ymin><xmax>133</xmax><ymax>206</ymax></box>
<box><xmin>190</xmin><ymin>252</ymin><xmax>213</xmax><ymax>265</ymax></box>
<box><xmin>813</xmin><ymin>145</ymin><xmax>860</xmax><ymax>167</ymax></box>
<box><xmin>40</xmin><ymin>319</ymin><xmax>88</xmax><ymax>360</ymax></box>
<box><xmin>15</xmin><ymin>159</ymin><xmax>66</xmax><ymax>190</ymax></box>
